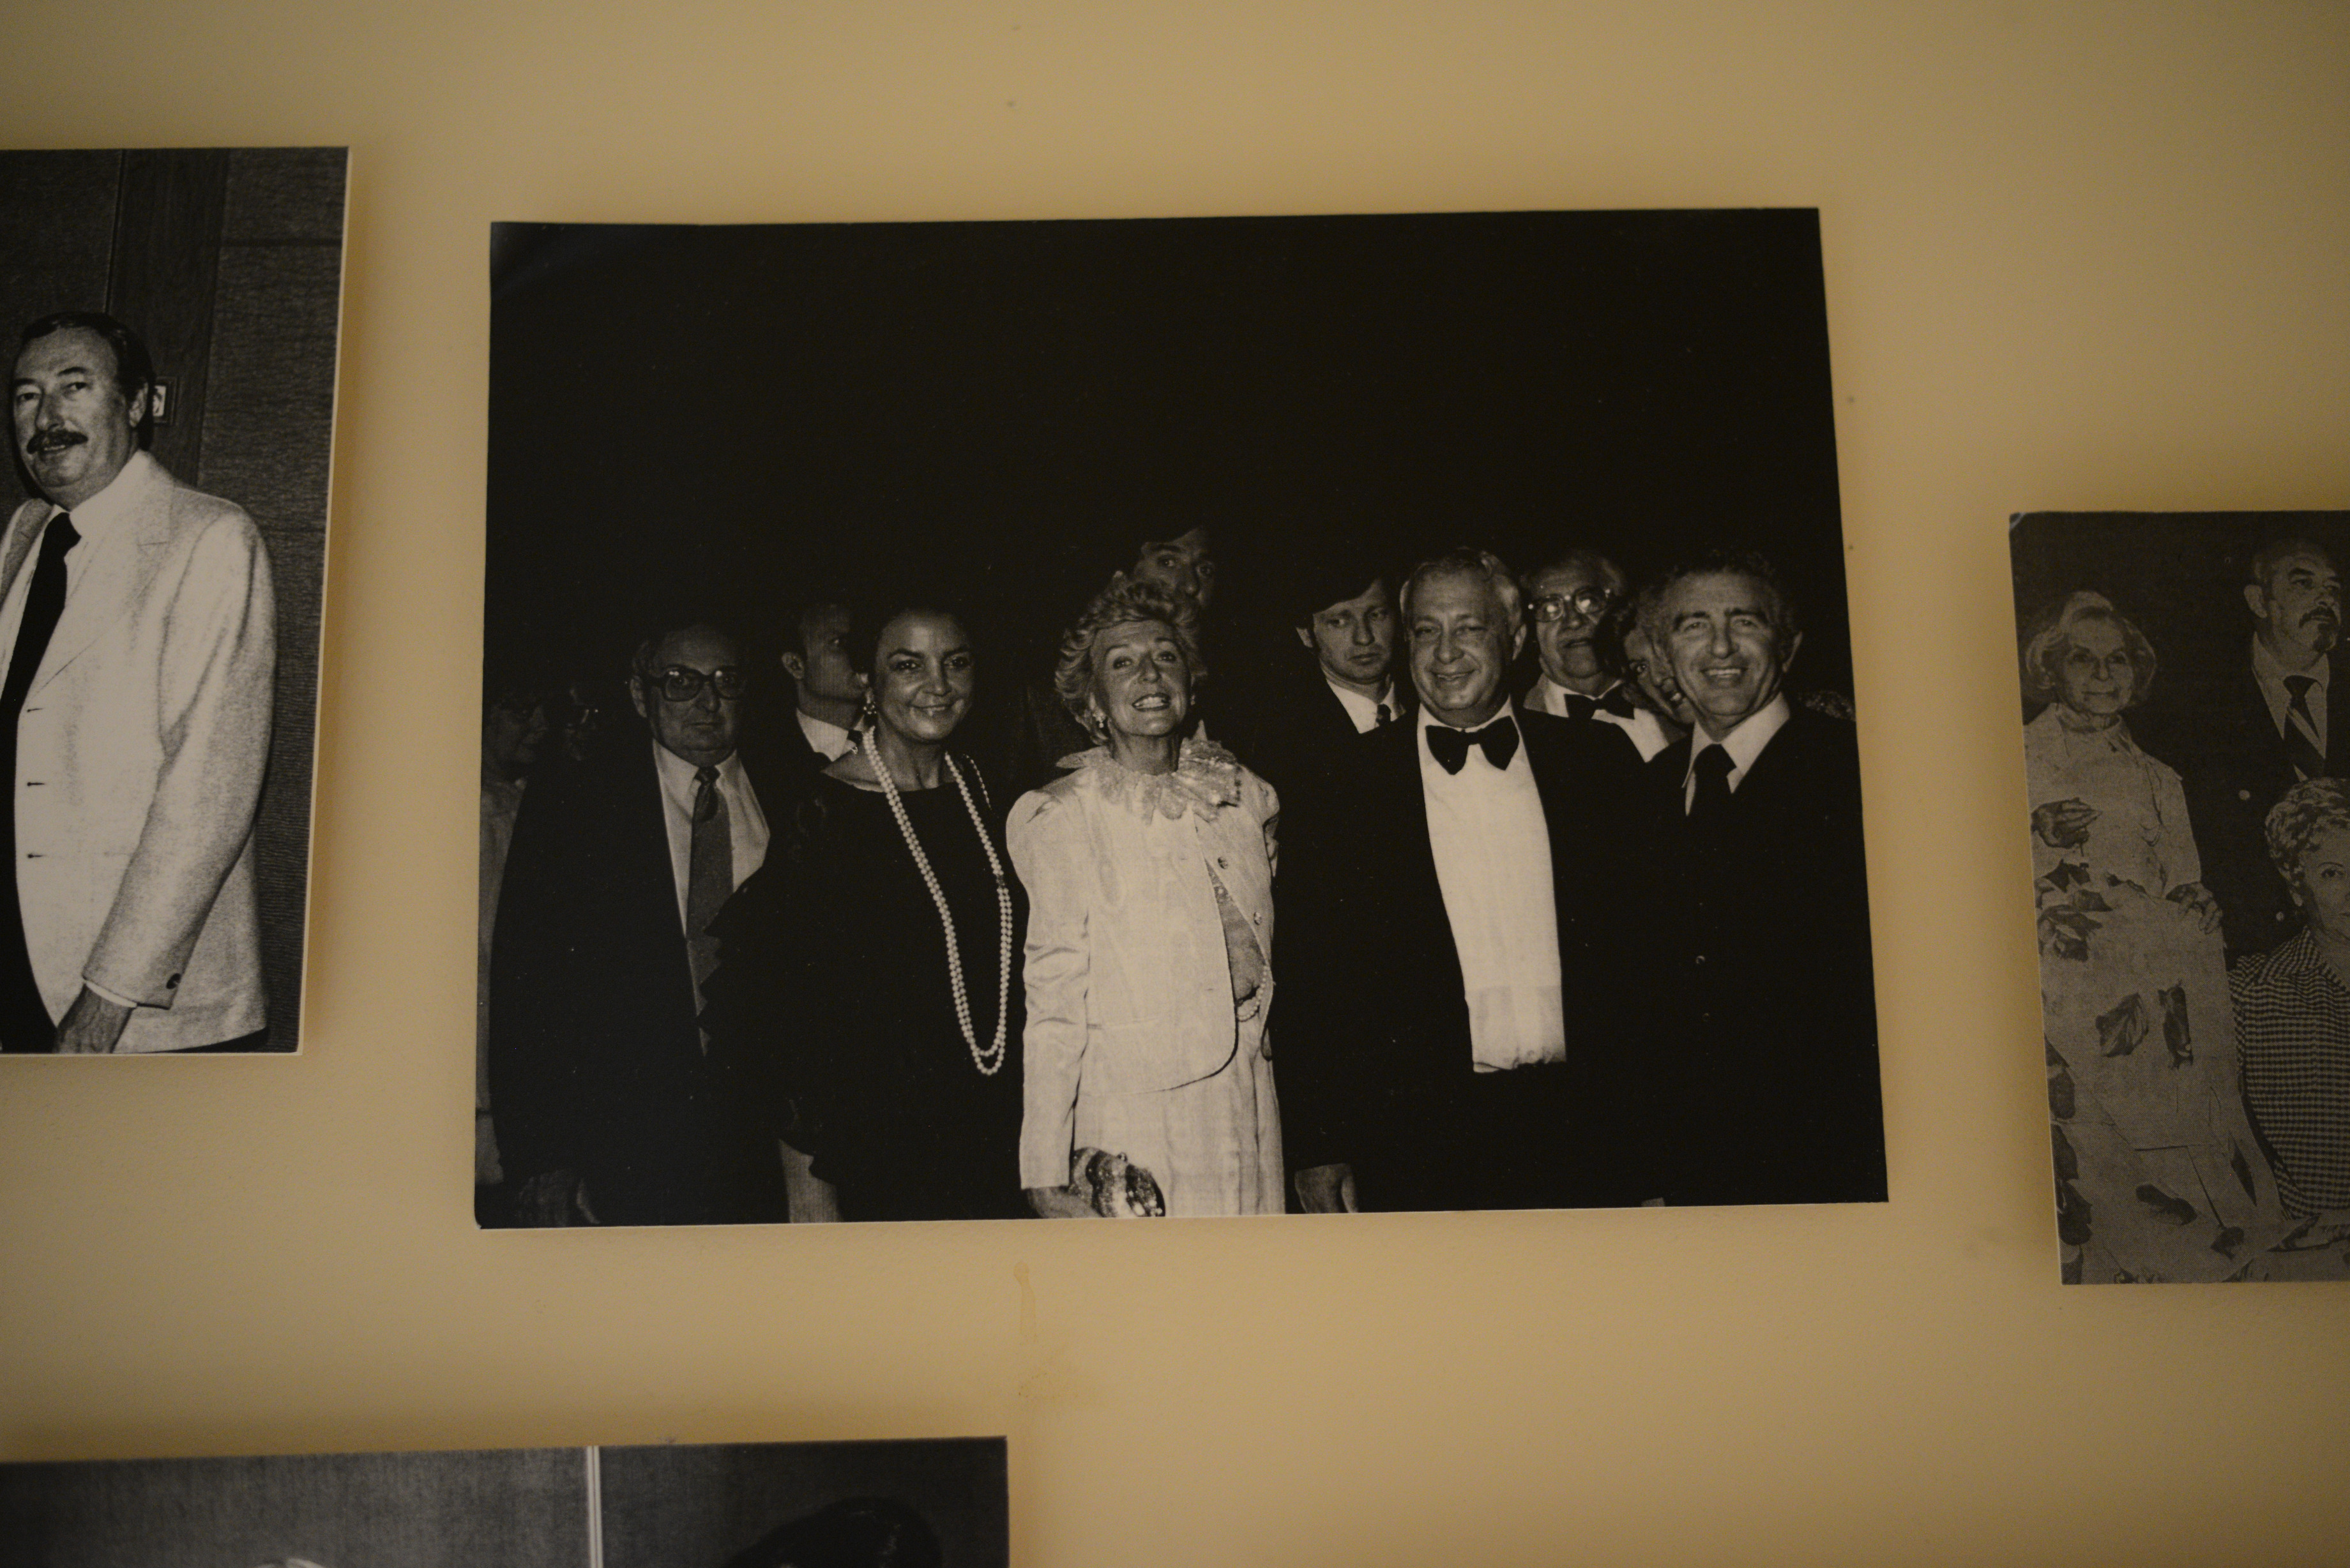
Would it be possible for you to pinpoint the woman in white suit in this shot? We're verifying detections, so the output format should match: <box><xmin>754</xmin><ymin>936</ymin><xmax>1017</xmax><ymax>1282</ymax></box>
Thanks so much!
<box><xmin>1008</xmin><ymin>578</ymin><xmax>1282</xmax><ymax>1217</ymax></box>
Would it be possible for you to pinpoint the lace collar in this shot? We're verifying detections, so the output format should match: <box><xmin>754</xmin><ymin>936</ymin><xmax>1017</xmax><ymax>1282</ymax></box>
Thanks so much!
<box><xmin>1059</xmin><ymin>737</ymin><xmax>1242</xmax><ymax>823</ymax></box>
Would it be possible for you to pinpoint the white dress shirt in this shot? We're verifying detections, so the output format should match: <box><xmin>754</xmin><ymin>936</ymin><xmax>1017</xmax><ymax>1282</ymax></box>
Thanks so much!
<box><xmin>1527</xmin><ymin>673</ymin><xmax>1675</xmax><ymax>761</ymax></box>
<box><xmin>1680</xmin><ymin>693</ymin><xmax>1793</xmax><ymax>813</ymax></box>
<box><xmin>1326</xmin><ymin>677</ymin><xmax>1398</xmax><ymax>735</ymax></box>
<box><xmin>1416</xmin><ymin>702</ymin><xmax>1566</xmax><ymax>1072</ymax></box>
<box><xmin>0</xmin><ymin>450</ymin><xmax>149</xmax><ymax>676</ymax></box>
<box><xmin>650</xmin><ymin>741</ymin><xmax>769</xmax><ymax>932</ymax></box>
<box><xmin>2252</xmin><ymin>633</ymin><xmax>2330</xmax><ymax>767</ymax></box>
<box><xmin>796</xmin><ymin>707</ymin><xmax>855</xmax><ymax>762</ymax></box>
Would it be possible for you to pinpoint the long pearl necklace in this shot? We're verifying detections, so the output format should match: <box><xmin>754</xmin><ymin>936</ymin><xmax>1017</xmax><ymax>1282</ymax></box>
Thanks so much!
<box><xmin>861</xmin><ymin>733</ymin><xmax>1013</xmax><ymax>1076</ymax></box>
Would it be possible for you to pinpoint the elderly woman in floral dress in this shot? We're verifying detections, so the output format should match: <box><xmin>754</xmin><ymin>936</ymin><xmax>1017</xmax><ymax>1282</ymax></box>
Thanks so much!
<box><xmin>2022</xmin><ymin>590</ymin><xmax>2277</xmax><ymax>1281</ymax></box>
<box><xmin>1008</xmin><ymin>577</ymin><xmax>1282</xmax><ymax>1218</ymax></box>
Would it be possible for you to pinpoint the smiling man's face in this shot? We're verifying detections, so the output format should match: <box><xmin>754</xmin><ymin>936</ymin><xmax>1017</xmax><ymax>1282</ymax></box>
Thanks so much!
<box><xmin>11</xmin><ymin>325</ymin><xmax>144</xmax><ymax>510</ymax></box>
<box><xmin>1657</xmin><ymin>569</ymin><xmax>1799</xmax><ymax>741</ymax></box>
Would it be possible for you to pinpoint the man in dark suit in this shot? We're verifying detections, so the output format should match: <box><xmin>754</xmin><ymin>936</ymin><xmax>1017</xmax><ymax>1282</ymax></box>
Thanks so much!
<box><xmin>1278</xmin><ymin>548</ymin><xmax>1646</xmax><ymax>1213</ymax></box>
<box><xmin>487</xmin><ymin>617</ymin><xmax>787</xmax><ymax>1226</ymax></box>
<box><xmin>773</xmin><ymin>596</ymin><xmax>866</xmax><ymax>775</ymax></box>
<box><xmin>2154</xmin><ymin>536</ymin><xmax>2347</xmax><ymax>961</ymax></box>
<box><xmin>1220</xmin><ymin>561</ymin><xmax>1405</xmax><ymax>806</ymax></box>
<box><xmin>1632</xmin><ymin>552</ymin><xmax>1885</xmax><ymax>1207</ymax></box>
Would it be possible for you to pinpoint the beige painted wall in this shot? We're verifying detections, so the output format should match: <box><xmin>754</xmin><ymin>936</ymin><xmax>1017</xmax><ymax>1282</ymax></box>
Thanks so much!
<box><xmin>3</xmin><ymin>3</ymin><xmax>2346</xmax><ymax>1563</ymax></box>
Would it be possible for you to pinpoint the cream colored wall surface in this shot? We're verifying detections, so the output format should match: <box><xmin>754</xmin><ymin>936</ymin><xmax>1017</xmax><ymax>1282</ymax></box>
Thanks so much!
<box><xmin>4</xmin><ymin>3</ymin><xmax>2346</xmax><ymax>1564</ymax></box>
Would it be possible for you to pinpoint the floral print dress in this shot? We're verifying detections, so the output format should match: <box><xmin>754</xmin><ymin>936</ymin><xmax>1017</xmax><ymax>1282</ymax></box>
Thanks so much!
<box><xmin>2027</xmin><ymin>707</ymin><xmax>2277</xmax><ymax>1281</ymax></box>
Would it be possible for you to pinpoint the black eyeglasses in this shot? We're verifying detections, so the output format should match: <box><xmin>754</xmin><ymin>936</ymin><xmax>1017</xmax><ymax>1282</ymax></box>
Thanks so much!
<box><xmin>1528</xmin><ymin>586</ymin><xmax>1616</xmax><ymax>623</ymax></box>
<box><xmin>648</xmin><ymin>666</ymin><xmax>749</xmax><ymax>702</ymax></box>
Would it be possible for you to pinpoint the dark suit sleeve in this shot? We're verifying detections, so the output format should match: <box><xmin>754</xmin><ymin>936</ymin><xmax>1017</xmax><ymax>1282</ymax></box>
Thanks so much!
<box><xmin>485</xmin><ymin>764</ymin><xmax>592</xmax><ymax>1186</ymax></box>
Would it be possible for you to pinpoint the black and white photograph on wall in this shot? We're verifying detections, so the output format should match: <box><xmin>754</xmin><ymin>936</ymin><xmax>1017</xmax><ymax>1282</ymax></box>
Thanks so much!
<box><xmin>478</xmin><ymin>209</ymin><xmax>1888</xmax><ymax>1228</ymax></box>
<box><xmin>0</xmin><ymin>147</ymin><xmax>345</xmax><ymax>1055</ymax></box>
<box><xmin>2011</xmin><ymin>511</ymin><xmax>2350</xmax><ymax>1283</ymax></box>
<box><xmin>0</xmin><ymin>1436</ymin><xmax>1008</xmax><ymax>1568</ymax></box>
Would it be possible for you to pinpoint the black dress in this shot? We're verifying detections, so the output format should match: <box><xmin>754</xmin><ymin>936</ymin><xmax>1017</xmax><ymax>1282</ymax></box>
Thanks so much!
<box><xmin>704</xmin><ymin>764</ymin><xmax>1027</xmax><ymax>1222</ymax></box>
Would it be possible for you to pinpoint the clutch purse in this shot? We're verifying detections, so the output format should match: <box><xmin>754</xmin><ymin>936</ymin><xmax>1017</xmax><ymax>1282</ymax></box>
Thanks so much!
<box><xmin>1070</xmin><ymin>1147</ymin><xmax>1166</xmax><ymax>1217</ymax></box>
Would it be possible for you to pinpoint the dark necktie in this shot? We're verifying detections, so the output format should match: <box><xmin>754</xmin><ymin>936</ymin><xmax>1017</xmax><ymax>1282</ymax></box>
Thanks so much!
<box><xmin>685</xmin><ymin>764</ymin><xmax>732</xmax><ymax>1046</ymax></box>
<box><xmin>0</xmin><ymin>514</ymin><xmax>81</xmax><ymax>1052</ymax></box>
<box><xmin>1688</xmin><ymin>743</ymin><xmax>1734</xmax><ymax>822</ymax></box>
<box><xmin>1564</xmin><ymin>687</ymin><xmax>1637</xmax><ymax>723</ymax></box>
<box><xmin>1375</xmin><ymin>701</ymin><xmax>1393</xmax><ymax>727</ymax></box>
<box><xmin>1427</xmin><ymin>714</ymin><xmax>1520</xmax><ymax>774</ymax></box>
<box><xmin>2284</xmin><ymin>675</ymin><xmax>2327</xmax><ymax>780</ymax></box>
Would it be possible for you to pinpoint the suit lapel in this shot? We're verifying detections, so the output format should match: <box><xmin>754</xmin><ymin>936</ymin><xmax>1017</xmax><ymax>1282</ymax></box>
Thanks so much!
<box><xmin>0</xmin><ymin>500</ymin><xmax>52</xmax><ymax>607</ymax></box>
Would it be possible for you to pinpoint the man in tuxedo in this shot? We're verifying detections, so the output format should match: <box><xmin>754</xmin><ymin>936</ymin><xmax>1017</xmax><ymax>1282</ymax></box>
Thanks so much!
<box><xmin>1520</xmin><ymin>550</ymin><xmax>1680</xmax><ymax>764</ymax></box>
<box><xmin>1</xmin><ymin>311</ymin><xmax>274</xmax><ymax>1054</ymax></box>
<box><xmin>1222</xmin><ymin>561</ymin><xmax>1404</xmax><ymax>806</ymax></box>
<box><xmin>1635</xmin><ymin>552</ymin><xmax>1885</xmax><ymax>1206</ymax></box>
<box><xmin>2156</xmin><ymin>536</ymin><xmax>2347</xmax><ymax>960</ymax></box>
<box><xmin>1280</xmin><ymin>547</ymin><xmax>1645</xmax><ymax>1212</ymax></box>
<box><xmin>488</xmin><ymin>618</ymin><xmax>786</xmax><ymax>1225</ymax></box>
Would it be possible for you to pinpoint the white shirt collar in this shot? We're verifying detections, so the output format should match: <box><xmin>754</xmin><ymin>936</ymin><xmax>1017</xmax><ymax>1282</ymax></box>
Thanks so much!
<box><xmin>1682</xmin><ymin>692</ymin><xmax>1793</xmax><ymax>794</ymax></box>
<box><xmin>652</xmin><ymin>737</ymin><xmax>746</xmax><ymax>804</ymax></box>
<box><xmin>796</xmin><ymin>707</ymin><xmax>854</xmax><ymax>761</ymax></box>
<box><xmin>1325</xmin><ymin>677</ymin><xmax>1396</xmax><ymax>735</ymax></box>
<box><xmin>48</xmin><ymin>449</ymin><xmax>156</xmax><ymax>542</ymax></box>
<box><xmin>2254</xmin><ymin>629</ymin><xmax>2330</xmax><ymax>693</ymax></box>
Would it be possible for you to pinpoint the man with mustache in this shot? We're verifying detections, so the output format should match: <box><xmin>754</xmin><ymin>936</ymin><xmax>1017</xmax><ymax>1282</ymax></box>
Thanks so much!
<box><xmin>0</xmin><ymin>312</ymin><xmax>274</xmax><ymax>1053</ymax></box>
<box><xmin>2158</xmin><ymin>536</ymin><xmax>2350</xmax><ymax>960</ymax></box>
<box><xmin>488</xmin><ymin>619</ymin><xmax>787</xmax><ymax>1225</ymax></box>
<box><xmin>1627</xmin><ymin>550</ymin><xmax>1886</xmax><ymax>1206</ymax></box>
<box><xmin>1277</xmin><ymin>547</ymin><xmax>1647</xmax><ymax>1212</ymax></box>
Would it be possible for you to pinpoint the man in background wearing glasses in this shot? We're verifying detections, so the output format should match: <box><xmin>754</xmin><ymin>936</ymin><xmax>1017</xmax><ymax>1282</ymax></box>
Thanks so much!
<box><xmin>487</xmin><ymin>619</ymin><xmax>786</xmax><ymax>1226</ymax></box>
<box><xmin>1519</xmin><ymin>549</ymin><xmax>1674</xmax><ymax>765</ymax></box>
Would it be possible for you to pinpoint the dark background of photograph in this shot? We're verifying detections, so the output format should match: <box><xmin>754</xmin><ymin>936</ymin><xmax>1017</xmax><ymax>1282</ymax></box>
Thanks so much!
<box><xmin>0</xmin><ymin>1447</ymin><xmax>589</xmax><ymax>1568</ymax></box>
<box><xmin>2008</xmin><ymin>511</ymin><xmax>2350</xmax><ymax>760</ymax></box>
<box><xmin>484</xmin><ymin>209</ymin><xmax>1853</xmax><ymax>735</ymax></box>
<box><xmin>599</xmin><ymin>1438</ymin><xmax>1007</xmax><ymax>1568</ymax></box>
<box><xmin>0</xmin><ymin>147</ymin><xmax>344</xmax><ymax>1053</ymax></box>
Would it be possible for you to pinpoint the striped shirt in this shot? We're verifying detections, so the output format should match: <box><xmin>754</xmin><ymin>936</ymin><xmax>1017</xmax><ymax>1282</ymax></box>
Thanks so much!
<box><xmin>2231</xmin><ymin>931</ymin><xmax>2350</xmax><ymax>1216</ymax></box>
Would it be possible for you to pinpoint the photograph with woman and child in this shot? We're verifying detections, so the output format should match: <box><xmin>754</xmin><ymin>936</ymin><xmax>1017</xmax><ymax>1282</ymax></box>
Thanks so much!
<box><xmin>2012</xmin><ymin>511</ymin><xmax>2350</xmax><ymax>1281</ymax></box>
<box><xmin>475</xmin><ymin>209</ymin><xmax>1889</xmax><ymax>1228</ymax></box>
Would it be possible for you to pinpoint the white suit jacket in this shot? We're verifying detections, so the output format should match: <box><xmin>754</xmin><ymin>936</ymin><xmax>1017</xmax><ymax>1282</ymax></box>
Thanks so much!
<box><xmin>0</xmin><ymin>453</ymin><xmax>275</xmax><ymax>1051</ymax></box>
<box><xmin>1005</xmin><ymin>744</ymin><xmax>1278</xmax><ymax>1190</ymax></box>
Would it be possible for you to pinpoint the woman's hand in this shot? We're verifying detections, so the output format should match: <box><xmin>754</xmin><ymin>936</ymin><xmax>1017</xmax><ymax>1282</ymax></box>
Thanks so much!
<box><xmin>2032</xmin><ymin>797</ymin><xmax>2098</xmax><ymax>849</ymax></box>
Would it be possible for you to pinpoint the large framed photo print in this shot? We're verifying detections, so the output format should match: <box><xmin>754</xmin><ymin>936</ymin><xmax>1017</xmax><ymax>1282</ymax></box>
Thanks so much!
<box><xmin>478</xmin><ymin>209</ymin><xmax>1888</xmax><ymax>1227</ymax></box>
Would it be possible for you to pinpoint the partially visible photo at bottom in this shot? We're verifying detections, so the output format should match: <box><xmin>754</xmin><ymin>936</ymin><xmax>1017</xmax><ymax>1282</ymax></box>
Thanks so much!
<box><xmin>0</xmin><ymin>1436</ymin><xmax>1006</xmax><ymax>1568</ymax></box>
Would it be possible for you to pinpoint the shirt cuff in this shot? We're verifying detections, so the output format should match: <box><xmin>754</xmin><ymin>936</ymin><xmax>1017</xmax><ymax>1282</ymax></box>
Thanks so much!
<box><xmin>79</xmin><ymin>975</ymin><xmax>142</xmax><ymax>1010</ymax></box>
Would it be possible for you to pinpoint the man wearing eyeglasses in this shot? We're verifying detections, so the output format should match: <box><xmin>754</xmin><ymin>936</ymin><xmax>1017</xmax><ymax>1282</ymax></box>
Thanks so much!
<box><xmin>488</xmin><ymin>619</ymin><xmax>785</xmax><ymax>1226</ymax></box>
<box><xmin>1520</xmin><ymin>550</ymin><xmax>1675</xmax><ymax>764</ymax></box>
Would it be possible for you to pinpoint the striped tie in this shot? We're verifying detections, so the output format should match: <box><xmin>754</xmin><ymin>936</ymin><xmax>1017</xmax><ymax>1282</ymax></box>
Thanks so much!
<box><xmin>2284</xmin><ymin>675</ymin><xmax>2327</xmax><ymax>780</ymax></box>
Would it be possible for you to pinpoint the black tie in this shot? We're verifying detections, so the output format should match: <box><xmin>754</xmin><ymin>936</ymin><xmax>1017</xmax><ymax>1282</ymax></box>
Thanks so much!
<box><xmin>1565</xmin><ymin>687</ymin><xmax>1638</xmax><ymax>723</ymax></box>
<box><xmin>1427</xmin><ymin>715</ymin><xmax>1520</xmax><ymax>774</ymax></box>
<box><xmin>1375</xmin><ymin>702</ymin><xmax>1393</xmax><ymax>727</ymax></box>
<box><xmin>0</xmin><ymin>513</ymin><xmax>81</xmax><ymax>1052</ymax></box>
<box><xmin>1688</xmin><ymin>743</ymin><xmax>1734</xmax><ymax>822</ymax></box>
<box><xmin>2284</xmin><ymin>675</ymin><xmax>2327</xmax><ymax>780</ymax></box>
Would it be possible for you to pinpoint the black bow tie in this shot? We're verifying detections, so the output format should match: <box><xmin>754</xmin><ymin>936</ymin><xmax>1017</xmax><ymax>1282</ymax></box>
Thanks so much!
<box><xmin>1564</xmin><ymin>687</ymin><xmax>1638</xmax><ymax>723</ymax></box>
<box><xmin>1427</xmin><ymin>715</ymin><xmax>1520</xmax><ymax>774</ymax></box>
